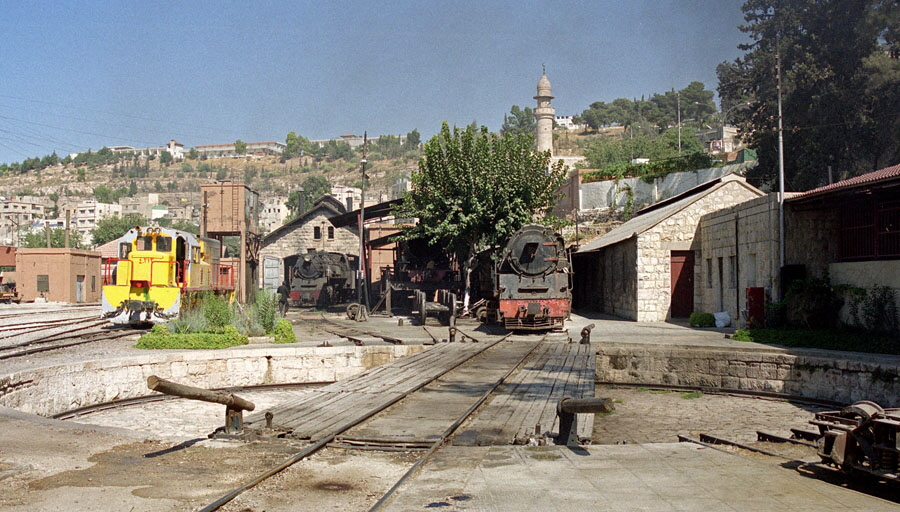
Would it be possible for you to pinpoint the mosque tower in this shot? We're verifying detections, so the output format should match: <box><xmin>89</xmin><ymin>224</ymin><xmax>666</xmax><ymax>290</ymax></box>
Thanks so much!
<box><xmin>534</xmin><ymin>71</ymin><xmax>555</xmax><ymax>155</ymax></box>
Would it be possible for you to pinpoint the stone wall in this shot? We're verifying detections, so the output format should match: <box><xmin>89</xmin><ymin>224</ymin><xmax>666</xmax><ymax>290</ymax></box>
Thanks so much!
<box><xmin>600</xmin><ymin>238</ymin><xmax>638</xmax><ymax>319</ymax></box>
<box><xmin>596</xmin><ymin>343</ymin><xmax>900</xmax><ymax>407</ymax></box>
<box><xmin>785</xmin><ymin>205</ymin><xmax>840</xmax><ymax>278</ymax></box>
<box><xmin>634</xmin><ymin>180</ymin><xmax>763</xmax><ymax>322</ymax></box>
<box><xmin>0</xmin><ymin>344</ymin><xmax>424</xmax><ymax>417</ymax></box>
<box><xmin>258</xmin><ymin>212</ymin><xmax>359</xmax><ymax>282</ymax></box>
<box><xmin>698</xmin><ymin>194</ymin><xmax>780</xmax><ymax>321</ymax></box>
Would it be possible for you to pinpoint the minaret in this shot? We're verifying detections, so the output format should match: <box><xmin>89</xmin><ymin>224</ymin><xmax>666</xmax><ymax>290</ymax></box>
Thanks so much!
<box><xmin>534</xmin><ymin>71</ymin><xmax>555</xmax><ymax>155</ymax></box>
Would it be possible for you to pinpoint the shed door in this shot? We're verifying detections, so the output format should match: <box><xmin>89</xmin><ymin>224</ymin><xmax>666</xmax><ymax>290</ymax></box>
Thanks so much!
<box><xmin>670</xmin><ymin>251</ymin><xmax>694</xmax><ymax>318</ymax></box>
<box><xmin>262</xmin><ymin>256</ymin><xmax>281</xmax><ymax>292</ymax></box>
<box><xmin>76</xmin><ymin>275</ymin><xmax>85</xmax><ymax>303</ymax></box>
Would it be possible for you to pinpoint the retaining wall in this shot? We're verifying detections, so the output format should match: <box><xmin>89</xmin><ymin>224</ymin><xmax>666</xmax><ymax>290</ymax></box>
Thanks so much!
<box><xmin>0</xmin><ymin>344</ymin><xmax>425</xmax><ymax>417</ymax></box>
<box><xmin>596</xmin><ymin>343</ymin><xmax>900</xmax><ymax>407</ymax></box>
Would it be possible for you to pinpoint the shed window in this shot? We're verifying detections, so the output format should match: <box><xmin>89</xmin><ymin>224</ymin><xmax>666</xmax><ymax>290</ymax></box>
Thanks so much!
<box><xmin>314</xmin><ymin>226</ymin><xmax>322</xmax><ymax>240</ymax></box>
<box><xmin>328</xmin><ymin>226</ymin><xmax>334</xmax><ymax>239</ymax></box>
<box><xmin>37</xmin><ymin>275</ymin><xmax>49</xmax><ymax>293</ymax></box>
<box><xmin>91</xmin><ymin>275</ymin><xmax>96</xmax><ymax>292</ymax></box>
<box><xmin>706</xmin><ymin>259</ymin><xmax>713</xmax><ymax>288</ymax></box>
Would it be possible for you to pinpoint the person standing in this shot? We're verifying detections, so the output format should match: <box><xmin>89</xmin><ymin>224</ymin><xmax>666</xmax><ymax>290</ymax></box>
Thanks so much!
<box><xmin>276</xmin><ymin>280</ymin><xmax>290</xmax><ymax>317</ymax></box>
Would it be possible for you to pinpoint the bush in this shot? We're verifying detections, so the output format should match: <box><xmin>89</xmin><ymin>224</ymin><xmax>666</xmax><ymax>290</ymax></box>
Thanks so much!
<box><xmin>202</xmin><ymin>293</ymin><xmax>233</xmax><ymax>332</ymax></box>
<box><xmin>167</xmin><ymin>305</ymin><xmax>208</xmax><ymax>334</ymax></box>
<box><xmin>255</xmin><ymin>289</ymin><xmax>278</xmax><ymax>334</ymax></box>
<box><xmin>689</xmin><ymin>312</ymin><xmax>715</xmax><ymax>327</ymax></box>
<box><xmin>135</xmin><ymin>324</ymin><xmax>248</xmax><ymax>349</ymax></box>
<box><xmin>850</xmin><ymin>285</ymin><xmax>899</xmax><ymax>335</ymax></box>
<box><xmin>784</xmin><ymin>277</ymin><xmax>845</xmax><ymax>328</ymax></box>
<box><xmin>272</xmin><ymin>319</ymin><xmax>297</xmax><ymax>344</ymax></box>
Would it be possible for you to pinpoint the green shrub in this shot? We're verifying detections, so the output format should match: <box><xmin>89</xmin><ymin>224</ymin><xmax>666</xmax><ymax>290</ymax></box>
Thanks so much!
<box><xmin>255</xmin><ymin>289</ymin><xmax>278</xmax><ymax>334</ymax></box>
<box><xmin>689</xmin><ymin>312</ymin><xmax>715</xmax><ymax>327</ymax></box>
<box><xmin>784</xmin><ymin>277</ymin><xmax>845</xmax><ymax>328</ymax></box>
<box><xmin>167</xmin><ymin>306</ymin><xmax>207</xmax><ymax>334</ymax></box>
<box><xmin>135</xmin><ymin>323</ymin><xmax>248</xmax><ymax>349</ymax></box>
<box><xmin>272</xmin><ymin>318</ymin><xmax>297</xmax><ymax>344</ymax></box>
<box><xmin>202</xmin><ymin>293</ymin><xmax>232</xmax><ymax>332</ymax></box>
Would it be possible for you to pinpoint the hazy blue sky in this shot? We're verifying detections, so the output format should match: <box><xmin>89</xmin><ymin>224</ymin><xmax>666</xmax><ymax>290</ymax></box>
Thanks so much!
<box><xmin>0</xmin><ymin>0</ymin><xmax>750</xmax><ymax>165</ymax></box>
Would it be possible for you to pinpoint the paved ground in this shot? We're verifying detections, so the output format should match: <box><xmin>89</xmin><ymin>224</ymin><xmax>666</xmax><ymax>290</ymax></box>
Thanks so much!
<box><xmin>383</xmin><ymin>444</ymin><xmax>900</xmax><ymax>512</ymax></box>
<box><xmin>2</xmin><ymin>308</ymin><xmax>899</xmax><ymax>511</ymax></box>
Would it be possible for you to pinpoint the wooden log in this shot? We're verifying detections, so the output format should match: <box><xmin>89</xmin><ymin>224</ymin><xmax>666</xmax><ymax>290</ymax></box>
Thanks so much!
<box><xmin>147</xmin><ymin>375</ymin><xmax>255</xmax><ymax>411</ymax></box>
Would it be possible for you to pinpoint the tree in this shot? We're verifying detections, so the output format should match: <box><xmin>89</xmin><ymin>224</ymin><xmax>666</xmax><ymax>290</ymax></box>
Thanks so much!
<box><xmin>285</xmin><ymin>131</ymin><xmax>300</xmax><ymax>159</ymax></box>
<box><xmin>287</xmin><ymin>176</ymin><xmax>332</xmax><ymax>218</ymax></box>
<box><xmin>403</xmin><ymin>129</ymin><xmax>421</xmax><ymax>151</ymax></box>
<box><xmin>234</xmin><ymin>140</ymin><xmax>247</xmax><ymax>155</ymax></box>
<box><xmin>188</xmin><ymin>147</ymin><xmax>199</xmax><ymax>159</ymax></box>
<box><xmin>394</xmin><ymin>122</ymin><xmax>567</xmax><ymax>303</ymax></box>
<box><xmin>91</xmin><ymin>213</ymin><xmax>147</xmax><ymax>247</ymax></box>
<box><xmin>501</xmin><ymin>105</ymin><xmax>536</xmax><ymax>137</ymax></box>
<box><xmin>159</xmin><ymin>151</ymin><xmax>173</xmax><ymax>165</ymax></box>
<box><xmin>23</xmin><ymin>228</ymin><xmax>84</xmax><ymax>249</ymax></box>
<box><xmin>717</xmin><ymin>0</ymin><xmax>900</xmax><ymax>190</ymax></box>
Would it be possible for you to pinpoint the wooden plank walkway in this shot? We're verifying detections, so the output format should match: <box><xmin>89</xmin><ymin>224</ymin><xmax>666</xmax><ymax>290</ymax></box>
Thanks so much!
<box><xmin>245</xmin><ymin>340</ymin><xmax>500</xmax><ymax>440</ymax></box>
<box><xmin>454</xmin><ymin>342</ymin><xmax>596</xmax><ymax>446</ymax></box>
<box><xmin>337</xmin><ymin>338</ymin><xmax>541</xmax><ymax>447</ymax></box>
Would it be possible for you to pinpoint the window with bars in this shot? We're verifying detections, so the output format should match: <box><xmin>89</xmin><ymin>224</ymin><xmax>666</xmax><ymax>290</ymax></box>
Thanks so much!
<box><xmin>840</xmin><ymin>196</ymin><xmax>900</xmax><ymax>260</ymax></box>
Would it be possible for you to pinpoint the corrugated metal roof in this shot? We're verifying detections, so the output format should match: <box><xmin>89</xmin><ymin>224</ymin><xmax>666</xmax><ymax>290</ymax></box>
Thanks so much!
<box><xmin>576</xmin><ymin>174</ymin><xmax>760</xmax><ymax>253</ymax></box>
<box><xmin>788</xmin><ymin>163</ymin><xmax>900</xmax><ymax>201</ymax></box>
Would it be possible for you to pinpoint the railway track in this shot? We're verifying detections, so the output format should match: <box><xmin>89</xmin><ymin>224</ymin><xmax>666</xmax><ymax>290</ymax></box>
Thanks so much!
<box><xmin>0</xmin><ymin>324</ymin><xmax>144</xmax><ymax>360</ymax></box>
<box><xmin>198</xmin><ymin>330</ymin><xmax>533</xmax><ymax>512</ymax></box>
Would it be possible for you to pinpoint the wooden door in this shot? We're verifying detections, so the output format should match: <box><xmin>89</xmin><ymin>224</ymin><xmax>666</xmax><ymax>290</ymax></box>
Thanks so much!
<box><xmin>670</xmin><ymin>251</ymin><xmax>694</xmax><ymax>318</ymax></box>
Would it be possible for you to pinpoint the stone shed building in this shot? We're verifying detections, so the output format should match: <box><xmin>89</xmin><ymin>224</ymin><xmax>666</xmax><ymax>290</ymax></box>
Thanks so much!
<box><xmin>258</xmin><ymin>195</ymin><xmax>359</xmax><ymax>290</ymax></box>
<box><xmin>15</xmin><ymin>248</ymin><xmax>102</xmax><ymax>303</ymax></box>
<box><xmin>572</xmin><ymin>174</ymin><xmax>763</xmax><ymax>322</ymax></box>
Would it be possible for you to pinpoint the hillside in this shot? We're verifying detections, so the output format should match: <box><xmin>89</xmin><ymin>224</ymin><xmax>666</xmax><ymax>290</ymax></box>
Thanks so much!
<box><xmin>0</xmin><ymin>151</ymin><xmax>420</xmax><ymax>204</ymax></box>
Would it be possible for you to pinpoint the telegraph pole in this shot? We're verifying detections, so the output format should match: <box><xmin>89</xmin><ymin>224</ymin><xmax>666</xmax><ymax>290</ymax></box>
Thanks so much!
<box><xmin>776</xmin><ymin>33</ymin><xmax>786</xmax><ymax>270</ymax></box>
<box><xmin>357</xmin><ymin>133</ymin><xmax>369</xmax><ymax>312</ymax></box>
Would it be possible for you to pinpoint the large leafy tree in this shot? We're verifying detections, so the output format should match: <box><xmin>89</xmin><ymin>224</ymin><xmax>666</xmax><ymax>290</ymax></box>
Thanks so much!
<box><xmin>717</xmin><ymin>0</ymin><xmax>900</xmax><ymax>190</ymax></box>
<box><xmin>394</xmin><ymin>122</ymin><xmax>567</xmax><ymax>302</ymax></box>
<box><xmin>90</xmin><ymin>213</ymin><xmax>148</xmax><ymax>247</ymax></box>
<box><xmin>501</xmin><ymin>105</ymin><xmax>536</xmax><ymax>137</ymax></box>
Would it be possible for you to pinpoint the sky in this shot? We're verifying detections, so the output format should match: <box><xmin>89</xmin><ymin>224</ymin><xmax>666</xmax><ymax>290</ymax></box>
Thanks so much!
<box><xmin>0</xmin><ymin>0</ymin><xmax>751</xmax><ymax>166</ymax></box>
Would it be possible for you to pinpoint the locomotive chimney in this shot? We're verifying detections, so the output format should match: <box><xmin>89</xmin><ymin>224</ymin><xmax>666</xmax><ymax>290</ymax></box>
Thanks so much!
<box><xmin>346</xmin><ymin>197</ymin><xmax>353</xmax><ymax>212</ymax></box>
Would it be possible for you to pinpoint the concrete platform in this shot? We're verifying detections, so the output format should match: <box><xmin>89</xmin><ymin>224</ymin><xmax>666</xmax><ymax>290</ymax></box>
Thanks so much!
<box><xmin>384</xmin><ymin>443</ymin><xmax>899</xmax><ymax>511</ymax></box>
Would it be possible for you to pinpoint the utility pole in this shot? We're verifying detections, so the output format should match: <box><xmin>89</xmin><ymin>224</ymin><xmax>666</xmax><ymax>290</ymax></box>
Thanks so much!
<box><xmin>677</xmin><ymin>91</ymin><xmax>682</xmax><ymax>155</ymax></box>
<box><xmin>357</xmin><ymin>133</ymin><xmax>369</xmax><ymax>313</ymax></box>
<box><xmin>776</xmin><ymin>32</ymin><xmax>786</xmax><ymax>270</ymax></box>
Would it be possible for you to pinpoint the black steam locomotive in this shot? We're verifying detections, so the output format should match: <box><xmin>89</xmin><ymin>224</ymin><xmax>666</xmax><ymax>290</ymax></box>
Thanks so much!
<box><xmin>493</xmin><ymin>224</ymin><xmax>571</xmax><ymax>330</ymax></box>
<box><xmin>289</xmin><ymin>251</ymin><xmax>358</xmax><ymax>307</ymax></box>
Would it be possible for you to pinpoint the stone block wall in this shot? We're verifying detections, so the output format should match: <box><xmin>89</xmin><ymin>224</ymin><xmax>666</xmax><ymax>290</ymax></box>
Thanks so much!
<box><xmin>600</xmin><ymin>238</ymin><xmax>638</xmax><ymax>319</ymax></box>
<box><xmin>0</xmin><ymin>344</ymin><xmax>424</xmax><ymax>417</ymax></box>
<box><xmin>596</xmin><ymin>343</ymin><xmax>900</xmax><ymax>407</ymax></box>
<box><xmin>698</xmin><ymin>194</ymin><xmax>780</xmax><ymax>321</ymax></box>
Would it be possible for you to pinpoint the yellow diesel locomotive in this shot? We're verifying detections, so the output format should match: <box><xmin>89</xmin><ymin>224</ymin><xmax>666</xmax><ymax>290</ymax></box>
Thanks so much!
<box><xmin>101</xmin><ymin>226</ymin><xmax>234</xmax><ymax>325</ymax></box>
